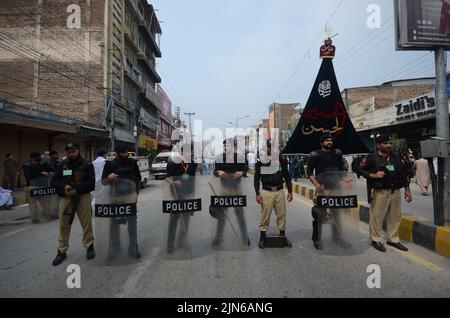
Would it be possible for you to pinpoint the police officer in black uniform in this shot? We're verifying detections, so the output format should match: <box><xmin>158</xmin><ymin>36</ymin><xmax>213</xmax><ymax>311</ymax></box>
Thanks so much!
<box><xmin>164</xmin><ymin>144</ymin><xmax>197</xmax><ymax>254</ymax></box>
<box><xmin>307</xmin><ymin>133</ymin><xmax>349</xmax><ymax>250</ymax></box>
<box><xmin>359</xmin><ymin>133</ymin><xmax>411</xmax><ymax>252</ymax></box>
<box><xmin>254</xmin><ymin>140</ymin><xmax>293</xmax><ymax>248</ymax></box>
<box><xmin>44</xmin><ymin>150</ymin><xmax>60</xmax><ymax>173</ymax></box>
<box><xmin>102</xmin><ymin>143</ymin><xmax>142</xmax><ymax>259</ymax></box>
<box><xmin>23</xmin><ymin>152</ymin><xmax>47</xmax><ymax>184</ymax></box>
<box><xmin>51</xmin><ymin>143</ymin><xmax>95</xmax><ymax>266</ymax></box>
<box><xmin>211</xmin><ymin>140</ymin><xmax>250</xmax><ymax>247</ymax></box>
<box><xmin>23</xmin><ymin>152</ymin><xmax>51</xmax><ymax>223</ymax></box>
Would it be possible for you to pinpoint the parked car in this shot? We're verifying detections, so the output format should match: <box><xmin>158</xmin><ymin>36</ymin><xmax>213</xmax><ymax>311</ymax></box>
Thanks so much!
<box><xmin>150</xmin><ymin>151</ymin><xmax>179</xmax><ymax>180</ymax></box>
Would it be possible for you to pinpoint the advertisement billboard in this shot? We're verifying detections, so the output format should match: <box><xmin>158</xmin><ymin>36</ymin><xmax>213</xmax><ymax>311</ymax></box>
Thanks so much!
<box><xmin>395</xmin><ymin>0</ymin><xmax>450</xmax><ymax>50</ymax></box>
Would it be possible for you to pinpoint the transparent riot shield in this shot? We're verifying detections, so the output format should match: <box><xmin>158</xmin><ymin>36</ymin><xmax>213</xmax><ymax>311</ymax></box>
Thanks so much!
<box><xmin>313</xmin><ymin>171</ymin><xmax>369</xmax><ymax>255</ymax></box>
<box><xmin>93</xmin><ymin>178</ymin><xmax>139</xmax><ymax>265</ymax></box>
<box><xmin>207</xmin><ymin>173</ymin><xmax>252</xmax><ymax>251</ymax></box>
<box><xmin>28</xmin><ymin>176</ymin><xmax>59</xmax><ymax>223</ymax></box>
<box><xmin>146</xmin><ymin>156</ymin><xmax>218</xmax><ymax>261</ymax></box>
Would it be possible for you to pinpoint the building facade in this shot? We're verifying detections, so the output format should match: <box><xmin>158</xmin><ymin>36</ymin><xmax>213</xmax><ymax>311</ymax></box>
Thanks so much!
<box><xmin>268</xmin><ymin>103</ymin><xmax>298</xmax><ymax>146</ymax></box>
<box><xmin>0</xmin><ymin>0</ymin><xmax>164</xmax><ymax>183</ymax></box>
<box><xmin>345</xmin><ymin>78</ymin><xmax>447</xmax><ymax>154</ymax></box>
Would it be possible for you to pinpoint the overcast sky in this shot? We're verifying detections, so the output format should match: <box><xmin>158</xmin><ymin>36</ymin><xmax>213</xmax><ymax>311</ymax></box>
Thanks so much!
<box><xmin>151</xmin><ymin>0</ymin><xmax>442</xmax><ymax>133</ymax></box>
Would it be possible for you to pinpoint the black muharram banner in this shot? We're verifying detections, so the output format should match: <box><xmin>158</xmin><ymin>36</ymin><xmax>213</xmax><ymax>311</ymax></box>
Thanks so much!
<box><xmin>282</xmin><ymin>59</ymin><xmax>370</xmax><ymax>155</ymax></box>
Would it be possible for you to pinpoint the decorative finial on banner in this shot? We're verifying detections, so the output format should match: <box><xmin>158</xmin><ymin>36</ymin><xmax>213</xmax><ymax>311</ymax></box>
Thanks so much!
<box><xmin>320</xmin><ymin>37</ymin><xmax>336</xmax><ymax>60</ymax></box>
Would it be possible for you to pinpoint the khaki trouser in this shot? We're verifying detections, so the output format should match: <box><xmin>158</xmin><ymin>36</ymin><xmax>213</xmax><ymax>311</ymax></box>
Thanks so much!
<box><xmin>369</xmin><ymin>189</ymin><xmax>402</xmax><ymax>243</ymax></box>
<box><xmin>58</xmin><ymin>193</ymin><xmax>95</xmax><ymax>253</ymax></box>
<box><xmin>259</xmin><ymin>189</ymin><xmax>286</xmax><ymax>232</ymax></box>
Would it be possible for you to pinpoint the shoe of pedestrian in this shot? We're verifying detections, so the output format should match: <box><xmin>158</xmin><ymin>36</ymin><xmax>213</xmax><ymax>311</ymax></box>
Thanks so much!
<box><xmin>167</xmin><ymin>245</ymin><xmax>175</xmax><ymax>254</ymax></box>
<box><xmin>387</xmin><ymin>241</ymin><xmax>408</xmax><ymax>252</ymax></box>
<box><xmin>371</xmin><ymin>241</ymin><xmax>386</xmax><ymax>252</ymax></box>
<box><xmin>31</xmin><ymin>218</ymin><xmax>40</xmax><ymax>224</ymax></box>
<box><xmin>280</xmin><ymin>230</ymin><xmax>292</xmax><ymax>248</ymax></box>
<box><xmin>258</xmin><ymin>231</ymin><xmax>266</xmax><ymax>249</ymax></box>
<box><xmin>52</xmin><ymin>251</ymin><xmax>67</xmax><ymax>266</ymax></box>
<box><xmin>313</xmin><ymin>240</ymin><xmax>323</xmax><ymax>250</ymax></box>
<box><xmin>86</xmin><ymin>244</ymin><xmax>95</xmax><ymax>260</ymax></box>
<box><xmin>4</xmin><ymin>205</ymin><xmax>13</xmax><ymax>210</ymax></box>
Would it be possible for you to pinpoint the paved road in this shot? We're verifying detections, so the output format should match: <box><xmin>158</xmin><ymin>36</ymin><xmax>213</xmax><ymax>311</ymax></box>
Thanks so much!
<box><xmin>0</xmin><ymin>176</ymin><xmax>449</xmax><ymax>298</ymax></box>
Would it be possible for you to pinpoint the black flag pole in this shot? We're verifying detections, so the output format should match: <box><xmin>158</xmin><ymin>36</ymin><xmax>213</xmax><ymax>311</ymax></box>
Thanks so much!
<box><xmin>282</xmin><ymin>38</ymin><xmax>371</xmax><ymax>155</ymax></box>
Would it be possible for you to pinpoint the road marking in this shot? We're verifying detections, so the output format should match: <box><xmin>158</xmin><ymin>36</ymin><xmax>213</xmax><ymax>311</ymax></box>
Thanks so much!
<box><xmin>293</xmin><ymin>193</ymin><xmax>444</xmax><ymax>273</ymax></box>
<box><xmin>0</xmin><ymin>225</ymin><xmax>32</xmax><ymax>239</ymax></box>
<box><xmin>116</xmin><ymin>247</ymin><xmax>161</xmax><ymax>297</ymax></box>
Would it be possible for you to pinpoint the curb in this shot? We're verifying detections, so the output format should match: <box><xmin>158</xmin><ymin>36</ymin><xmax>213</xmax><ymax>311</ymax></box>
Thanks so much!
<box><xmin>292</xmin><ymin>181</ymin><xmax>450</xmax><ymax>260</ymax></box>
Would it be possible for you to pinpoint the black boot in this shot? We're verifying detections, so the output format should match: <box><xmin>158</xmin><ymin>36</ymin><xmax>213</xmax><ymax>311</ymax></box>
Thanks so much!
<box><xmin>52</xmin><ymin>250</ymin><xmax>67</xmax><ymax>266</ymax></box>
<box><xmin>86</xmin><ymin>244</ymin><xmax>95</xmax><ymax>260</ymax></box>
<box><xmin>280</xmin><ymin>230</ymin><xmax>292</xmax><ymax>248</ymax></box>
<box><xmin>258</xmin><ymin>231</ymin><xmax>266</xmax><ymax>249</ymax></box>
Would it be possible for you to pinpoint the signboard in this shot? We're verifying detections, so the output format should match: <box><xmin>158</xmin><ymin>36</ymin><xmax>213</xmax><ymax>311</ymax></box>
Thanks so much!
<box><xmin>316</xmin><ymin>195</ymin><xmax>358</xmax><ymax>209</ymax></box>
<box><xmin>95</xmin><ymin>203</ymin><xmax>137</xmax><ymax>217</ymax></box>
<box><xmin>395</xmin><ymin>94</ymin><xmax>436</xmax><ymax>122</ymax></box>
<box><xmin>210</xmin><ymin>196</ymin><xmax>247</xmax><ymax>208</ymax></box>
<box><xmin>162</xmin><ymin>199</ymin><xmax>202</xmax><ymax>214</ymax></box>
<box><xmin>114</xmin><ymin>106</ymin><xmax>129</xmax><ymax>125</ymax></box>
<box><xmin>140</xmin><ymin>108</ymin><xmax>159</xmax><ymax>130</ymax></box>
<box><xmin>30</xmin><ymin>187</ymin><xmax>56</xmax><ymax>197</ymax></box>
<box><xmin>396</xmin><ymin>0</ymin><xmax>450</xmax><ymax>50</ymax></box>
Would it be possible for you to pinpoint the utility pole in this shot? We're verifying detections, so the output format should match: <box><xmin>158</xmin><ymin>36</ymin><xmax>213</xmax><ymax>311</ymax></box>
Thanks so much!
<box><xmin>175</xmin><ymin>106</ymin><xmax>181</xmax><ymax>128</ymax></box>
<box><xmin>184</xmin><ymin>112</ymin><xmax>195</xmax><ymax>139</ymax></box>
<box><xmin>434</xmin><ymin>47</ymin><xmax>450</xmax><ymax>226</ymax></box>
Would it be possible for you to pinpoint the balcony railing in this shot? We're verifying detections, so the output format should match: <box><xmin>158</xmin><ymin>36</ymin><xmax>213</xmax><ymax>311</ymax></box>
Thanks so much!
<box><xmin>137</xmin><ymin>19</ymin><xmax>162</xmax><ymax>58</ymax></box>
<box><xmin>124</xmin><ymin>61</ymin><xmax>144</xmax><ymax>88</ymax></box>
<box><xmin>140</xmin><ymin>83</ymin><xmax>162</xmax><ymax>110</ymax></box>
<box><xmin>136</xmin><ymin>51</ymin><xmax>161</xmax><ymax>83</ymax></box>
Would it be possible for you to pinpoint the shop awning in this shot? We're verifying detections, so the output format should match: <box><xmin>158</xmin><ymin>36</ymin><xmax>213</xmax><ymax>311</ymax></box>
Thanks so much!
<box><xmin>78</xmin><ymin>125</ymin><xmax>110</xmax><ymax>138</ymax></box>
<box><xmin>0</xmin><ymin>109</ymin><xmax>77</xmax><ymax>134</ymax></box>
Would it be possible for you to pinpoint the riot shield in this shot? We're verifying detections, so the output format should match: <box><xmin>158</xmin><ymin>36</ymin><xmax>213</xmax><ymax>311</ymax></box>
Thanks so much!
<box><xmin>207</xmin><ymin>173</ymin><xmax>252</xmax><ymax>251</ymax></box>
<box><xmin>158</xmin><ymin>172</ymin><xmax>212</xmax><ymax>260</ymax></box>
<box><xmin>28</xmin><ymin>176</ymin><xmax>59</xmax><ymax>223</ymax></box>
<box><xmin>313</xmin><ymin>171</ymin><xmax>369</xmax><ymax>255</ymax></box>
<box><xmin>93</xmin><ymin>178</ymin><xmax>139</xmax><ymax>265</ymax></box>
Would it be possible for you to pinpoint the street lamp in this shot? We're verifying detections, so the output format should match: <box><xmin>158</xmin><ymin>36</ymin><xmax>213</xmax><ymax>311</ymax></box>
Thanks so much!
<box><xmin>229</xmin><ymin>115</ymin><xmax>250</xmax><ymax>129</ymax></box>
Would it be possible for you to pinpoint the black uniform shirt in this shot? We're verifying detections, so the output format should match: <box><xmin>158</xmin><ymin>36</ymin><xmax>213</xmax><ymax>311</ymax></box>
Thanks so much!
<box><xmin>214</xmin><ymin>153</ymin><xmax>248</xmax><ymax>175</ymax></box>
<box><xmin>306</xmin><ymin>149</ymin><xmax>348</xmax><ymax>177</ymax></box>
<box><xmin>52</xmin><ymin>156</ymin><xmax>95</xmax><ymax>197</ymax></box>
<box><xmin>22</xmin><ymin>162</ymin><xmax>45</xmax><ymax>185</ymax></box>
<box><xmin>360</xmin><ymin>152</ymin><xmax>409</xmax><ymax>190</ymax></box>
<box><xmin>102</xmin><ymin>157</ymin><xmax>142</xmax><ymax>191</ymax></box>
<box><xmin>166</xmin><ymin>156</ymin><xmax>197</xmax><ymax>178</ymax></box>
<box><xmin>254</xmin><ymin>156</ymin><xmax>292</xmax><ymax>195</ymax></box>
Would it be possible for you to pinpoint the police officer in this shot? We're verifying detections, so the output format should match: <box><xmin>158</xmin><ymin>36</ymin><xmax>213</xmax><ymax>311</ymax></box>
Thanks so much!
<box><xmin>211</xmin><ymin>139</ymin><xmax>250</xmax><ymax>247</ymax></box>
<box><xmin>307</xmin><ymin>133</ymin><xmax>349</xmax><ymax>250</ymax></box>
<box><xmin>51</xmin><ymin>143</ymin><xmax>95</xmax><ymax>266</ymax></box>
<box><xmin>44</xmin><ymin>150</ymin><xmax>60</xmax><ymax>173</ymax></box>
<box><xmin>23</xmin><ymin>152</ymin><xmax>51</xmax><ymax>223</ymax></box>
<box><xmin>102</xmin><ymin>143</ymin><xmax>142</xmax><ymax>259</ymax></box>
<box><xmin>360</xmin><ymin>133</ymin><xmax>412</xmax><ymax>252</ymax></box>
<box><xmin>254</xmin><ymin>140</ymin><xmax>293</xmax><ymax>249</ymax></box>
<box><xmin>165</xmin><ymin>144</ymin><xmax>197</xmax><ymax>254</ymax></box>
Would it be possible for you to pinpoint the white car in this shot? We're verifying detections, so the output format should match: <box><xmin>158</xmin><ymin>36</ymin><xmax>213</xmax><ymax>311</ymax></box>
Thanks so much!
<box><xmin>150</xmin><ymin>152</ymin><xmax>180</xmax><ymax>180</ymax></box>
